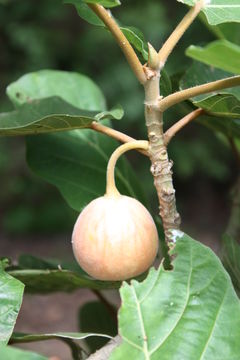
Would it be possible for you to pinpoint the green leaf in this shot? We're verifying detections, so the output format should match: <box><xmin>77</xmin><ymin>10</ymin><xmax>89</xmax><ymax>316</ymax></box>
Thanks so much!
<box><xmin>110</xmin><ymin>231</ymin><xmax>240</xmax><ymax>359</ymax></box>
<box><xmin>120</xmin><ymin>26</ymin><xmax>148</xmax><ymax>61</ymax></box>
<box><xmin>0</xmin><ymin>97</ymin><xmax>123</xmax><ymax>136</ymax></box>
<box><xmin>16</xmin><ymin>254</ymin><xmax>85</xmax><ymax>275</ymax></box>
<box><xmin>10</xmin><ymin>331</ymin><xmax>112</xmax><ymax>359</ymax></box>
<box><xmin>79</xmin><ymin>301</ymin><xmax>117</xmax><ymax>352</ymax></box>
<box><xmin>177</xmin><ymin>0</ymin><xmax>240</xmax><ymax>25</ymax></box>
<box><xmin>7</xmin><ymin>70</ymin><xmax>106</xmax><ymax>111</ymax></box>
<box><xmin>64</xmin><ymin>0</ymin><xmax>103</xmax><ymax>26</ymax></box>
<box><xmin>10</xmin><ymin>331</ymin><xmax>112</xmax><ymax>347</ymax></box>
<box><xmin>8</xmin><ymin>268</ymin><xmax>121</xmax><ymax>292</ymax></box>
<box><xmin>222</xmin><ymin>234</ymin><xmax>240</xmax><ymax>296</ymax></box>
<box><xmin>0</xmin><ymin>260</ymin><xmax>24</xmax><ymax>346</ymax></box>
<box><xmin>83</xmin><ymin>0</ymin><xmax>121</xmax><ymax>7</ymax></box>
<box><xmin>18</xmin><ymin>255</ymin><xmax>61</xmax><ymax>271</ymax></box>
<box><xmin>199</xmin><ymin>115</ymin><xmax>240</xmax><ymax>138</ymax></box>
<box><xmin>193</xmin><ymin>94</ymin><xmax>240</xmax><ymax>118</ymax></box>
<box><xmin>64</xmin><ymin>0</ymin><xmax>149</xmax><ymax>60</ymax></box>
<box><xmin>186</xmin><ymin>40</ymin><xmax>240</xmax><ymax>74</ymax></box>
<box><xmin>216</xmin><ymin>23</ymin><xmax>240</xmax><ymax>45</ymax></box>
<box><xmin>0</xmin><ymin>347</ymin><xmax>47</xmax><ymax>360</ymax></box>
<box><xmin>180</xmin><ymin>62</ymin><xmax>240</xmax><ymax>119</ymax></box>
<box><xmin>26</xmin><ymin>129</ymin><xmax>147</xmax><ymax>212</ymax></box>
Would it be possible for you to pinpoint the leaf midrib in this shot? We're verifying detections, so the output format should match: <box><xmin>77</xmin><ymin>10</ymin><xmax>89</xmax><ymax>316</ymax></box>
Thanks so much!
<box><xmin>199</xmin><ymin>286</ymin><xmax>228</xmax><ymax>360</ymax></box>
<box><xmin>149</xmin><ymin>245</ymin><xmax>193</xmax><ymax>356</ymax></box>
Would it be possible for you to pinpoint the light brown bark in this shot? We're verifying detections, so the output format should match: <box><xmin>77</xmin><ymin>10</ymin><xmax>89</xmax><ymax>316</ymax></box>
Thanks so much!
<box><xmin>144</xmin><ymin>69</ymin><xmax>180</xmax><ymax>246</ymax></box>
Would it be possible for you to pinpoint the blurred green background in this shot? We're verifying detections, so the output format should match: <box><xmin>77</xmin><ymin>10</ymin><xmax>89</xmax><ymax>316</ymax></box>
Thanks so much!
<box><xmin>0</xmin><ymin>0</ymin><xmax>237</xmax><ymax>242</ymax></box>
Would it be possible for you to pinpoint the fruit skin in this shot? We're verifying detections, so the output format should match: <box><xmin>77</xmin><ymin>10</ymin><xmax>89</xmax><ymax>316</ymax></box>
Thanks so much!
<box><xmin>72</xmin><ymin>194</ymin><xmax>159</xmax><ymax>281</ymax></box>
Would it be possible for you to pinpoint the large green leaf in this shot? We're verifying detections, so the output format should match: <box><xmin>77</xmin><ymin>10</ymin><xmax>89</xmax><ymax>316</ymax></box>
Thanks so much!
<box><xmin>79</xmin><ymin>301</ymin><xmax>117</xmax><ymax>352</ymax></box>
<box><xmin>186</xmin><ymin>40</ymin><xmax>240</xmax><ymax>74</ymax></box>
<box><xmin>6</xmin><ymin>254</ymin><xmax>121</xmax><ymax>292</ymax></box>
<box><xmin>180</xmin><ymin>62</ymin><xmax>240</xmax><ymax>119</ymax></box>
<box><xmin>26</xmin><ymin>129</ymin><xmax>147</xmax><ymax>212</ymax></box>
<box><xmin>8</xmin><ymin>69</ymin><xmax>146</xmax><ymax>211</ymax></box>
<box><xmin>7</xmin><ymin>253</ymin><xmax>146</xmax><ymax>293</ymax></box>
<box><xmin>0</xmin><ymin>97</ymin><xmax>123</xmax><ymax>136</ymax></box>
<box><xmin>110</xmin><ymin>231</ymin><xmax>240</xmax><ymax>359</ymax></box>
<box><xmin>7</xmin><ymin>70</ymin><xmax>106</xmax><ymax>111</ymax></box>
<box><xmin>222</xmin><ymin>235</ymin><xmax>240</xmax><ymax>296</ymax></box>
<box><xmin>0</xmin><ymin>347</ymin><xmax>47</xmax><ymax>360</ymax></box>
<box><xmin>0</xmin><ymin>260</ymin><xmax>24</xmax><ymax>346</ymax></box>
<box><xmin>8</xmin><ymin>268</ymin><xmax>121</xmax><ymax>292</ymax></box>
<box><xmin>177</xmin><ymin>0</ymin><xmax>240</xmax><ymax>25</ymax></box>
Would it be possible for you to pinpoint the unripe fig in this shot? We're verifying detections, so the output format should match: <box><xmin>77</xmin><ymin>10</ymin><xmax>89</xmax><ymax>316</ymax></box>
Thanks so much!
<box><xmin>72</xmin><ymin>194</ymin><xmax>159</xmax><ymax>281</ymax></box>
<box><xmin>72</xmin><ymin>140</ymin><xmax>159</xmax><ymax>281</ymax></box>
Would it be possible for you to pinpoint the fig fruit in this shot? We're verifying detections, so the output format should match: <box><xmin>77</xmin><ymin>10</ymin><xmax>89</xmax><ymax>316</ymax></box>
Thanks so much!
<box><xmin>71</xmin><ymin>140</ymin><xmax>159</xmax><ymax>281</ymax></box>
<box><xmin>72</xmin><ymin>194</ymin><xmax>159</xmax><ymax>280</ymax></box>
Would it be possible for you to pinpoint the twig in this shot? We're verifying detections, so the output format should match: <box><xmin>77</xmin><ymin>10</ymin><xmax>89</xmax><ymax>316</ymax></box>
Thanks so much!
<box><xmin>86</xmin><ymin>335</ymin><xmax>121</xmax><ymax>360</ymax></box>
<box><xmin>164</xmin><ymin>108</ymin><xmax>204</xmax><ymax>145</ymax></box>
<box><xmin>228</xmin><ymin>136</ymin><xmax>240</xmax><ymax>168</ymax></box>
<box><xmin>90</xmin><ymin>122</ymin><xmax>149</xmax><ymax>156</ymax></box>
<box><xmin>158</xmin><ymin>76</ymin><xmax>240</xmax><ymax>112</ymax></box>
<box><xmin>92</xmin><ymin>290</ymin><xmax>118</xmax><ymax>324</ymax></box>
<box><xmin>158</xmin><ymin>0</ymin><xmax>204</xmax><ymax>66</ymax></box>
<box><xmin>225</xmin><ymin>177</ymin><xmax>240</xmax><ymax>241</ymax></box>
<box><xmin>88</xmin><ymin>4</ymin><xmax>146</xmax><ymax>84</ymax></box>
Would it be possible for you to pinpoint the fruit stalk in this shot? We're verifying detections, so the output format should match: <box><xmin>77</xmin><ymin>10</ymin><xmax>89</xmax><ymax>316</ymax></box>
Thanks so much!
<box><xmin>106</xmin><ymin>140</ymin><xmax>149</xmax><ymax>196</ymax></box>
<box><xmin>144</xmin><ymin>67</ymin><xmax>180</xmax><ymax>246</ymax></box>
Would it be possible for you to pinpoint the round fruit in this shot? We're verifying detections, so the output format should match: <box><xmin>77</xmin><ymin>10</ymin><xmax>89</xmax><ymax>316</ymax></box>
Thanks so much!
<box><xmin>72</xmin><ymin>194</ymin><xmax>159</xmax><ymax>281</ymax></box>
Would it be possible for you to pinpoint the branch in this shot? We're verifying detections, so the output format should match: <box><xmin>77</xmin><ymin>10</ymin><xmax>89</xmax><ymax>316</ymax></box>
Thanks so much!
<box><xmin>228</xmin><ymin>136</ymin><xmax>240</xmax><ymax>168</ymax></box>
<box><xmin>158</xmin><ymin>0</ymin><xmax>204</xmax><ymax>66</ymax></box>
<box><xmin>90</xmin><ymin>122</ymin><xmax>149</xmax><ymax>156</ymax></box>
<box><xmin>92</xmin><ymin>290</ymin><xmax>117</xmax><ymax>323</ymax></box>
<box><xmin>164</xmin><ymin>108</ymin><xmax>204</xmax><ymax>145</ymax></box>
<box><xmin>88</xmin><ymin>4</ymin><xmax>146</xmax><ymax>84</ymax></box>
<box><xmin>158</xmin><ymin>76</ymin><xmax>240</xmax><ymax>112</ymax></box>
<box><xmin>86</xmin><ymin>335</ymin><xmax>121</xmax><ymax>360</ymax></box>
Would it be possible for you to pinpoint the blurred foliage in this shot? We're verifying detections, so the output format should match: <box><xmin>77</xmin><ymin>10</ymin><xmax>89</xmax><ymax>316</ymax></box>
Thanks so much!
<box><xmin>0</xmin><ymin>0</ymin><xmax>237</xmax><ymax>235</ymax></box>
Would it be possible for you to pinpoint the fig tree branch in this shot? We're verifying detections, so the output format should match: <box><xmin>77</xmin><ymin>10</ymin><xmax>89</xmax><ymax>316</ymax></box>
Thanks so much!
<box><xmin>90</xmin><ymin>122</ymin><xmax>149</xmax><ymax>156</ymax></box>
<box><xmin>158</xmin><ymin>0</ymin><xmax>204</xmax><ymax>66</ymax></box>
<box><xmin>92</xmin><ymin>290</ymin><xmax>118</xmax><ymax>323</ymax></box>
<box><xmin>228</xmin><ymin>136</ymin><xmax>240</xmax><ymax>168</ymax></box>
<box><xmin>158</xmin><ymin>76</ymin><xmax>240</xmax><ymax>112</ymax></box>
<box><xmin>164</xmin><ymin>108</ymin><xmax>204</xmax><ymax>145</ymax></box>
<box><xmin>86</xmin><ymin>335</ymin><xmax>121</xmax><ymax>360</ymax></box>
<box><xmin>88</xmin><ymin>4</ymin><xmax>146</xmax><ymax>84</ymax></box>
<box><xmin>225</xmin><ymin>177</ymin><xmax>240</xmax><ymax>241</ymax></box>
